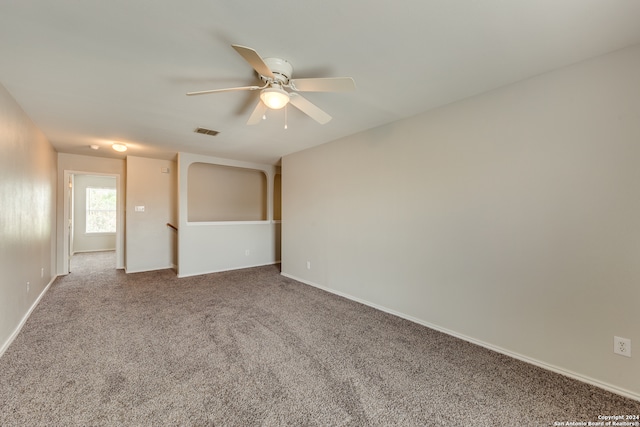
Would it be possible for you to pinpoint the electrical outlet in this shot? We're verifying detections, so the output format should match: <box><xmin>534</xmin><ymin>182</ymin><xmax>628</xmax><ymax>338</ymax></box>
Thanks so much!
<box><xmin>245</xmin><ymin>249</ymin><xmax>250</xmax><ymax>256</ymax></box>
<box><xmin>306</xmin><ymin>261</ymin><xmax>311</xmax><ymax>270</ymax></box>
<box><xmin>41</xmin><ymin>267</ymin><xmax>44</xmax><ymax>278</ymax></box>
<box><xmin>614</xmin><ymin>336</ymin><xmax>631</xmax><ymax>357</ymax></box>
<box><xmin>26</xmin><ymin>282</ymin><xmax>30</xmax><ymax>293</ymax></box>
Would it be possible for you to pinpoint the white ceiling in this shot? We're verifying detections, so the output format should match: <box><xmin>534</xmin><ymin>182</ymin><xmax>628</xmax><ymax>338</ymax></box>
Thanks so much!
<box><xmin>2</xmin><ymin>1</ymin><xmax>640</xmax><ymax>165</ymax></box>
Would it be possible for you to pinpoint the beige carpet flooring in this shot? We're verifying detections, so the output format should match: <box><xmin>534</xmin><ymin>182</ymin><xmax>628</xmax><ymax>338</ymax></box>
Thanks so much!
<box><xmin>0</xmin><ymin>251</ymin><xmax>638</xmax><ymax>426</ymax></box>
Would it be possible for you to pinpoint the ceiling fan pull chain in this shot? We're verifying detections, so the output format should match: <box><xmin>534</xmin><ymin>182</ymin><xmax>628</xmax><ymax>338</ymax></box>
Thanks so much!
<box><xmin>284</xmin><ymin>105</ymin><xmax>288</xmax><ymax>129</ymax></box>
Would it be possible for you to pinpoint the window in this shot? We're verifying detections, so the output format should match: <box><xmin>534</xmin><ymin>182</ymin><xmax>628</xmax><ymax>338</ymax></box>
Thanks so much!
<box><xmin>86</xmin><ymin>187</ymin><xmax>116</xmax><ymax>233</ymax></box>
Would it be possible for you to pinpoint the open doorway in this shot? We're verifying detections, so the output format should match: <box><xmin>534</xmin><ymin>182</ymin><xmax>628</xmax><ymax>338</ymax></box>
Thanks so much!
<box><xmin>62</xmin><ymin>171</ymin><xmax>124</xmax><ymax>274</ymax></box>
<box><xmin>69</xmin><ymin>251</ymin><xmax>117</xmax><ymax>275</ymax></box>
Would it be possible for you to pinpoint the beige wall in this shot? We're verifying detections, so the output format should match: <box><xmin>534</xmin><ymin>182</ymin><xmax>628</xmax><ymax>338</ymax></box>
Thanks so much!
<box><xmin>126</xmin><ymin>156</ymin><xmax>177</xmax><ymax>273</ymax></box>
<box><xmin>0</xmin><ymin>83</ymin><xmax>57</xmax><ymax>355</ymax></box>
<box><xmin>281</xmin><ymin>45</ymin><xmax>640</xmax><ymax>398</ymax></box>
<box><xmin>187</xmin><ymin>162</ymin><xmax>267</xmax><ymax>222</ymax></box>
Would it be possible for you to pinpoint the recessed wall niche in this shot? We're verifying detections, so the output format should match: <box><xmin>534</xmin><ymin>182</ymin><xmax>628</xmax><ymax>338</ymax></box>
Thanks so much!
<box><xmin>187</xmin><ymin>162</ymin><xmax>267</xmax><ymax>222</ymax></box>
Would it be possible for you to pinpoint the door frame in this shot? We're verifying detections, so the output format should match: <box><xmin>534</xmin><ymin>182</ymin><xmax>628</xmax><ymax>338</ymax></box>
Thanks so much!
<box><xmin>62</xmin><ymin>170</ymin><xmax>124</xmax><ymax>274</ymax></box>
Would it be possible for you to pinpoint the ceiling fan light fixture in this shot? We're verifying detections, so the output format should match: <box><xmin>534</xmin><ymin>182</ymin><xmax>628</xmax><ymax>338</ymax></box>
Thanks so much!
<box><xmin>260</xmin><ymin>87</ymin><xmax>289</xmax><ymax>109</ymax></box>
<box><xmin>112</xmin><ymin>143</ymin><xmax>127</xmax><ymax>152</ymax></box>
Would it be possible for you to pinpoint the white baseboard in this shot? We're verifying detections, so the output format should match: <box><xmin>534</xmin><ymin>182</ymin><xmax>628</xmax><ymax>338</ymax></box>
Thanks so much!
<box><xmin>0</xmin><ymin>275</ymin><xmax>57</xmax><ymax>359</ymax></box>
<box><xmin>281</xmin><ymin>272</ymin><xmax>640</xmax><ymax>403</ymax></box>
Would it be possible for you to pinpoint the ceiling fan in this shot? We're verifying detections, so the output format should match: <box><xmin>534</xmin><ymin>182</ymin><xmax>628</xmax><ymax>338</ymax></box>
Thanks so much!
<box><xmin>187</xmin><ymin>44</ymin><xmax>356</xmax><ymax>125</ymax></box>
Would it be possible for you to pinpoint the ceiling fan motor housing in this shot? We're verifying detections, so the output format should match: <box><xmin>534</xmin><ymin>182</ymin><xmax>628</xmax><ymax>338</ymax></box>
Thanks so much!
<box><xmin>261</xmin><ymin>57</ymin><xmax>293</xmax><ymax>84</ymax></box>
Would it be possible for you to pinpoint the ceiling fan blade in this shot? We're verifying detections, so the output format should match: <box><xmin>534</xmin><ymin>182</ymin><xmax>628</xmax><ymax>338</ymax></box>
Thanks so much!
<box><xmin>288</xmin><ymin>93</ymin><xmax>332</xmax><ymax>124</ymax></box>
<box><xmin>186</xmin><ymin>86</ymin><xmax>261</xmax><ymax>96</ymax></box>
<box><xmin>289</xmin><ymin>77</ymin><xmax>355</xmax><ymax>92</ymax></box>
<box><xmin>231</xmin><ymin>44</ymin><xmax>275</xmax><ymax>79</ymax></box>
<box><xmin>247</xmin><ymin>100</ymin><xmax>268</xmax><ymax>125</ymax></box>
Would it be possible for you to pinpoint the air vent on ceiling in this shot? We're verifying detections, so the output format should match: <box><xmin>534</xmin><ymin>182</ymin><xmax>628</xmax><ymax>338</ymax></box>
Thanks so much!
<box><xmin>194</xmin><ymin>127</ymin><xmax>219</xmax><ymax>136</ymax></box>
